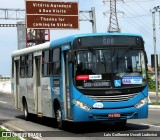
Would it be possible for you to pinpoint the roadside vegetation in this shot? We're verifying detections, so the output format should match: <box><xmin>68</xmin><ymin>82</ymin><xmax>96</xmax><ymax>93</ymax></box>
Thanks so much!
<box><xmin>0</xmin><ymin>127</ymin><xmax>20</xmax><ymax>140</ymax></box>
<box><xmin>149</xmin><ymin>102</ymin><xmax>160</xmax><ymax>105</ymax></box>
<box><xmin>148</xmin><ymin>72</ymin><xmax>156</xmax><ymax>90</ymax></box>
<box><xmin>147</xmin><ymin>72</ymin><xmax>160</xmax><ymax>92</ymax></box>
<box><xmin>147</xmin><ymin>72</ymin><xmax>160</xmax><ymax>105</ymax></box>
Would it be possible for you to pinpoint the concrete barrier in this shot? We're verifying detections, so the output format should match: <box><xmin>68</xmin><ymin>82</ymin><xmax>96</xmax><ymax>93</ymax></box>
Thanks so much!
<box><xmin>0</xmin><ymin>80</ymin><xmax>11</xmax><ymax>94</ymax></box>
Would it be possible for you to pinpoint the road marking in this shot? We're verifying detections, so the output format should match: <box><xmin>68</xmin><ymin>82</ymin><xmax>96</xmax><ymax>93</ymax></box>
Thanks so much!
<box><xmin>140</xmin><ymin>123</ymin><xmax>160</xmax><ymax>128</ymax></box>
<box><xmin>0</xmin><ymin>101</ymin><xmax>7</xmax><ymax>104</ymax></box>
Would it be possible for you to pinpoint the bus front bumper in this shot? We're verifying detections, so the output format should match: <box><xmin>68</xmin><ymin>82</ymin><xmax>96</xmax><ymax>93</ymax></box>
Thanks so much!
<box><xmin>72</xmin><ymin>103</ymin><xmax>148</xmax><ymax>122</ymax></box>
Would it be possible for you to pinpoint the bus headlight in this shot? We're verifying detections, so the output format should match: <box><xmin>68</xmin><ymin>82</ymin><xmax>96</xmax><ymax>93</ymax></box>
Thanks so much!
<box><xmin>73</xmin><ymin>100</ymin><xmax>91</xmax><ymax>111</ymax></box>
<box><xmin>135</xmin><ymin>98</ymin><xmax>148</xmax><ymax>108</ymax></box>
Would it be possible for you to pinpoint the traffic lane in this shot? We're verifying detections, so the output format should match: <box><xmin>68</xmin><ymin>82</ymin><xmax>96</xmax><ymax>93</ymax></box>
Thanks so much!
<box><xmin>0</xmin><ymin>92</ymin><xmax>160</xmax><ymax>136</ymax></box>
<box><xmin>0</xmin><ymin>97</ymin><xmax>23</xmax><ymax>117</ymax></box>
<box><xmin>1</xmin><ymin>111</ymin><xmax>160</xmax><ymax>139</ymax></box>
<box><xmin>127</xmin><ymin>109</ymin><xmax>160</xmax><ymax>129</ymax></box>
<box><xmin>0</xmin><ymin>92</ymin><xmax>62</xmax><ymax>131</ymax></box>
<box><xmin>0</xmin><ymin>101</ymin><xmax>156</xmax><ymax>136</ymax></box>
<box><xmin>4</xmin><ymin>118</ymin><xmax>160</xmax><ymax>140</ymax></box>
<box><xmin>9</xmin><ymin>110</ymin><xmax>160</xmax><ymax>137</ymax></box>
<box><xmin>0</xmin><ymin>103</ymin><xmax>22</xmax><ymax>117</ymax></box>
<box><xmin>0</xmin><ymin>92</ymin><xmax>13</xmax><ymax>106</ymax></box>
<box><xmin>0</xmin><ymin>114</ymin><xmax>154</xmax><ymax>136</ymax></box>
<box><xmin>2</xmin><ymin>112</ymin><xmax>154</xmax><ymax>133</ymax></box>
<box><xmin>15</xmin><ymin>119</ymin><xmax>158</xmax><ymax>140</ymax></box>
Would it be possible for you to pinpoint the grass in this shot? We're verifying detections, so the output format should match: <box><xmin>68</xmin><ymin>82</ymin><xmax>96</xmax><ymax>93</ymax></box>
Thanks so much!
<box><xmin>149</xmin><ymin>102</ymin><xmax>160</xmax><ymax>105</ymax></box>
<box><xmin>0</xmin><ymin>127</ymin><xmax>20</xmax><ymax>140</ymax></box>
<box><xmin>149</xmin><ymin>89</ymin><xmax>160</xmax><ymax>92</ymax></box>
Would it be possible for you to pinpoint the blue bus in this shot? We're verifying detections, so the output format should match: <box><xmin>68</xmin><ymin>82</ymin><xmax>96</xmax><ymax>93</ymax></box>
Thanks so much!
<box><xmin>12</xmin><ymin>33</ymin><xmax>148</xmax><ymax>129</ymax></box>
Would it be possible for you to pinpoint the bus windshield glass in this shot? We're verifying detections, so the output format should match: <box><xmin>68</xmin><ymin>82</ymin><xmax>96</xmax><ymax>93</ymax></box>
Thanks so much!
<box><xmin>75</xmin><ymin>48</ymin><xmax>147</xmax><ymax>89</ymax></box>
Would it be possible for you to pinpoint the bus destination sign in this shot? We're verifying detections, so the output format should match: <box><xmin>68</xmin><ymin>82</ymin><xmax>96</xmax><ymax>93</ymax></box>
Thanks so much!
<box><xmin>73</xmin><ymin>36</ymin><xmax>143</xmax><ymax>49</ymax></box>
<box><xmin>26</xmin><ymin>0</ymin><xmax>79</xmax><ymax>29</ymax></box>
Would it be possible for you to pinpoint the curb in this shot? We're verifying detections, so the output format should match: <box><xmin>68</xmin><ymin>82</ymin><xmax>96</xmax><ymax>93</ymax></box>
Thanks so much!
<box><xmin>149</xmin><ymin>92</ymin><xmax>160</xmax><ymax>95</ymax></box>
<box><xmin>3</xmin><ymin>123</ymin><xmax>26</xmax><ymax>132</ymax></box>
<box><xmin>149</xmin><ymin>105</ymin><xmax>160</xmax><ymax>109</ymax></box>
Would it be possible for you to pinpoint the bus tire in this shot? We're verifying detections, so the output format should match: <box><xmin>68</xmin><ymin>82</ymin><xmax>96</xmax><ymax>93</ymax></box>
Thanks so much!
<box><xmin>55</xmin><ymin>105</ymin><xmax>64</xmax><ymax>130</ymax></box>
<box><xmin>23</xmin><ymin>100</ymin><xmax>30</xmax><ymax>121</ymax></box>
<box><xmin>114</xmin><ymin>120</ymin><xmax>127</xmax><ymax>128</ymax></box>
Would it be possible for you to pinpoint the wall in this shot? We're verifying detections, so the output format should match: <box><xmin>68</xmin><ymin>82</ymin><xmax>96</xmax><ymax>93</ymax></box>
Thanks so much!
<box><xmin>0</xmin><ymin>79</ymin><xmax>11</xmax><ymax>94</ymax></box>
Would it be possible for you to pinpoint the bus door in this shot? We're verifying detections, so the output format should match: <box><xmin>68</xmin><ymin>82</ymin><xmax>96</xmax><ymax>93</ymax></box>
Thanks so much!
<box><xmin>34</xmin><ymin>55</ymin><xmax>42</xmax><ymax>114</ymax></box>
<box><xmin>64</xmin><ymin>51</ymin><xmax>72</xmax><ymax>119</ymax></box>
<box><xmin>15</xmin><ymin>59</ymin><xmax>20</xmax><ymax>109</ymax></box>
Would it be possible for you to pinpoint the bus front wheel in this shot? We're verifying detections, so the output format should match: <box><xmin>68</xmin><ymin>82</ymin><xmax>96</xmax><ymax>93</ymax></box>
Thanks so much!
<box><xmin>55</xmin><ymin>105</ymin><xmax>64</xmax><ymax>130</ymax></box>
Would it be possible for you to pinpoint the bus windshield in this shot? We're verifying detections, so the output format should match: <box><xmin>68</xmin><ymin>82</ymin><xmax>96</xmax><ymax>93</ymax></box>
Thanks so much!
<box><xmin>75</xmin><ymin>48</ymin><xmax>147</xmax><ymax>89</ymax></box>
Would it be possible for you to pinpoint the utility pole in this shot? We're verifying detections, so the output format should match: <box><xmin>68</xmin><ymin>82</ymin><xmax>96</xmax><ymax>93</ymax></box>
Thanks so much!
<box><xmin>79</xmin><ymin>7</ymin><xmax>97</xmax><ymax>33</ymax></box>
<box><xmin>103</xmin><ymin>0</ymin><xmax>123</xmax><ymax>32</ymax></box>
<box><xmin>0</xmin><ymin>8</ymin><xmax>97</xmax><ymax>48</ymax></box>
<box><xmin>151</xmin><ymin>6</ymin><xmax>160</xmax><ymax>102</ymax></box>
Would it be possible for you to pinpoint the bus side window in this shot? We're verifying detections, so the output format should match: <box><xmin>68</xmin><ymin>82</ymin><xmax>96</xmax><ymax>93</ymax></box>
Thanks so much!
<box><xmin>42</xmin><ymin>50</ymin><xmax>50</xmax><ymax>77</ymax></box>
<box><xmin>20</xmin><ymin>56</ymin><xmax>26</xmax><ymax>78</ymax></box>
<box><xmin>52</xmin><ymin>48</ymin><xmax>61</xmax><ymax>75</ymax></box>
<box><xmin>26</xmin><ymin>54</ymin><xmax>33</xmax><ymax>77</ymax></box>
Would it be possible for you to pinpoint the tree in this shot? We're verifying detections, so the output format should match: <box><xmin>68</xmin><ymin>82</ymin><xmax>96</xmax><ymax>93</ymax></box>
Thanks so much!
<box><xmin>147</xmin><ymin>72</ymin><xmax>155</xmax><ymax>89</ymax></box>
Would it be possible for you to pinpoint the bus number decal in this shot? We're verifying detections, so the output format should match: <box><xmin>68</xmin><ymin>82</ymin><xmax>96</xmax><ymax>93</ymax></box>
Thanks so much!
<box><xmin>103</xmin><ymin>37</ymin><xmax>114</xmax><ymax>45</ymax></box>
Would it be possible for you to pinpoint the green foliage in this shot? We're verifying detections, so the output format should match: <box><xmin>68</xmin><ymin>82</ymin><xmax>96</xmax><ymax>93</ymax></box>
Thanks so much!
<box><xmin>147</xmin><ymin>72</ymin><xmax>155</xmax><ymax>89</ymax></box>
<box><xmin>0</xmin><ymin>127</ymin><xmax>20</xmax><ymax>140</ymax></box>
<box><xmin>149</xmin><ymin>102</ymin><xmax>160</xmax><ymax>105</ymax></box>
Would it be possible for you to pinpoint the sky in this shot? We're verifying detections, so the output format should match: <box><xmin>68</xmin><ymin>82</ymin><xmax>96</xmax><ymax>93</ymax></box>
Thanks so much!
<box><xmin>0</xmin><ymin>0</ymin><xmax>160</xmax><ymax>76</ymax></box>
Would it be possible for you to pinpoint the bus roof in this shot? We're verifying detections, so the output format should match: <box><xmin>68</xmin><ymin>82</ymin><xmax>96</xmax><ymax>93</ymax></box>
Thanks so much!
<box><xmin>12</xmin><ymin>42</ymin><xmax>50</xmax><ymax>57</ymax></box>
<box><xmin>12</xmin><ymin>32</ymin><xmax>143</xmax><ymax>57</ymax></box>
<box><xmin>50</xmin><ymin>32</ymin><xmax>143</xmax><ymax>48</ymax></box>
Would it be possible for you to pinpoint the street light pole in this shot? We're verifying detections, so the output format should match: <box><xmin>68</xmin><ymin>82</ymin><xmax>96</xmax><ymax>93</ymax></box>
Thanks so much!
<box><xmin>151</xmin><ymin>6</ymin><xmax>159</xmax><ymax>102</ymax></box>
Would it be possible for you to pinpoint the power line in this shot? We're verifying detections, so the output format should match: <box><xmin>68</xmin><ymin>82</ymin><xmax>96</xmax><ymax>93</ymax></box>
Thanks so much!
<box><xmin>120</xmin><ymin>14</ymin><xmax>151</xmax><ymax>18</ymax></box>
<box><xmin>103</xmin><ymin>0</ymin><xmax>123</xmax><ymax>32</ymax></box>
<box><xmin>102</xmin><ymin>0</ymin><xmax>158</xmax><ymax>53</ymax></box>
<box><xmin>120</xmin><ymin>3</ymin><xmax>155</xmax><ymax>38</ymax></box>
<box><xmin>125</xmin><ymin>0</ymin><xmax>155</xmax><ymax>3</ymax></box>
<box><xmin>121</xmin><ymin>1</ymin><xmax>160</xmax><ymax>45</ymax></box>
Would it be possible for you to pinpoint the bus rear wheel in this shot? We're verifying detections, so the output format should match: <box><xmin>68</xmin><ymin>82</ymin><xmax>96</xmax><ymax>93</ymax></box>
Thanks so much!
<box><xmin>23</xmin><ymin>100</ymin><xmax>30</xmax><ymax>120</ymax></box>
<box><xmin>55</xmin><ymin>105</ymin><xmax>64</xmax><ymax>130</ymax></box>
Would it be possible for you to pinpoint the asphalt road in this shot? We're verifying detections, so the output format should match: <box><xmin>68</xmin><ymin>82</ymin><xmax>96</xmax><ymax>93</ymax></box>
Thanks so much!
<box><xmin>0</xmin><ymin>92</ymin><xmax>160</xmax><ymax>140</ymax></box>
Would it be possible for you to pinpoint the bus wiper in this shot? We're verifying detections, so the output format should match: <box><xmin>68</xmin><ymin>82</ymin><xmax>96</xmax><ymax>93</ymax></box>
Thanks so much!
<box><xmin>88</xmin><ymin>47</ymin><xmax>96</xmax><ymax>55</ymax></box>
<box><xmin>111</xmin><ymin>49</ymin><xmax>116</xmax><ymax>62</ymax></box>
<box><xmin>117</xmin><ymin>46</ymin><xmax>133</xmax><ymax>63</ymax></box>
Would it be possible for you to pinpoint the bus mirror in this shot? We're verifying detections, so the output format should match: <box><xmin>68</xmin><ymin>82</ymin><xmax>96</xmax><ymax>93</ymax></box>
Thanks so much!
<box><xmin>144</xmin><ymin>51</ymin><xmax>148</xmax><ymax>64</ymax></box>
<box><xmin>68</xmin><ymin>50</ymin><xmax>75</xmax><ymax>63</ymax></box>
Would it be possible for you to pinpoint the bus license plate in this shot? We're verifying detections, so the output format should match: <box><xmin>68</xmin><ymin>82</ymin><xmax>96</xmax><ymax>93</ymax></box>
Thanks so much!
<box><xmin>108</xmin><ymin>113</ymin><xmax>121</xmax><ymax>118</ymax></box>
